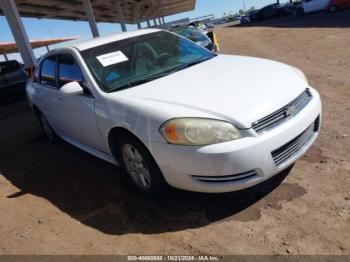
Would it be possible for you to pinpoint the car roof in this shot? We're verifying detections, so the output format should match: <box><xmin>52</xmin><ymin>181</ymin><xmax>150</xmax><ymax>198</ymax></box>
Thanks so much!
<box><xmin>70</xmin><ymin>28</ymin><xmax>161</xmax><ymax>52</ymax></box>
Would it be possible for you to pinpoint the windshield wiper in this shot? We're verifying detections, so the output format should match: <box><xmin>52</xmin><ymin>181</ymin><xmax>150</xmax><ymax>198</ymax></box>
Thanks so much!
<box><xmin>107</xmin><ymin>73</ymin><xmax>169</xmax><ymax>93</ymax></box>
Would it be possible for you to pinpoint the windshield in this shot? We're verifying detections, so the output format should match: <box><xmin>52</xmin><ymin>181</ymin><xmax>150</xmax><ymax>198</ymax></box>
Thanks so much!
<box><xmin>81</xmin><ymin>31</ymin><xmax>216</xmax><ymax>92</ymax></box>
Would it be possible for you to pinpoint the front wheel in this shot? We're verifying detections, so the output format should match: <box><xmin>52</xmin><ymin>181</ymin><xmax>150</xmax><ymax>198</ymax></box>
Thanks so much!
<box><xmin>118</xmin><ymin>134</ymin><xmax>167</xmax><ymax>196</ymax></box>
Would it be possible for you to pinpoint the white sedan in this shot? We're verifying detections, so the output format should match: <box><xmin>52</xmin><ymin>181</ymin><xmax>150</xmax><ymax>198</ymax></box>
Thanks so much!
<box><xmin>26</xmin><ymin>29</ymin><xmax>321</xmax><ymax>195</ymax></box>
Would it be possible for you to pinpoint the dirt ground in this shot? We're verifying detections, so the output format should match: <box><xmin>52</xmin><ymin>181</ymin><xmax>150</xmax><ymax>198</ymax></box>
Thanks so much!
<box><xmin>0</xmin><ymin>11</ymin><xmax>349</xmax><ymax>255</ymax></box>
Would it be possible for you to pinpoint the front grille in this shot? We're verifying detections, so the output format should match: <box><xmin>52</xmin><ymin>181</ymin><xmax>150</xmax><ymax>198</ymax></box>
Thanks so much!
<box><xmin>252</xmin><ymin>89</ymin><xmax>312</xmax><ymax>134</ymax></box>
<box><xmin>272</xmin><ymin>119</ymin><xmax>318</xmax><ymax>167</ymax></box>
<box><xmin>192</xmin><ymin>170</ymin><xmax>258</xmax><ymax>183</ymax></box>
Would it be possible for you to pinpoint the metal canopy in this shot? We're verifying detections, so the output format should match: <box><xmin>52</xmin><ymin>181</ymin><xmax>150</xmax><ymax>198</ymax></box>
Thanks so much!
<box><xmin>0</xmin><ymin>0</ymin><xmax>196</xmax><ymax>24</ymax></box>
<box><xmin>0</xmin><ymin>36</ymin><xmax>80</xmax><ymax>54</ymax></box>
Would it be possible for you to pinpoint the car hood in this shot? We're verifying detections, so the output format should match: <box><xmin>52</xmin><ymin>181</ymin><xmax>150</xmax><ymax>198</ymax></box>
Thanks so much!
<box><xmin>112</xmin><ymin>55</ymin><xmax>308</xmax><ymax>129</ymax></box>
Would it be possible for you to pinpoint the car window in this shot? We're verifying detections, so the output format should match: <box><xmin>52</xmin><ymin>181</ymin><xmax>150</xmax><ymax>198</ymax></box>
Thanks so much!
<box><xmin>40</xmin><ymin>55</ymin><xmax>57</xmax><ymax>87</ymax></box>
<box><xmin>58</xmin><ymin>54</ymin><xmax>83</xmax><ymax>87</ymax></box>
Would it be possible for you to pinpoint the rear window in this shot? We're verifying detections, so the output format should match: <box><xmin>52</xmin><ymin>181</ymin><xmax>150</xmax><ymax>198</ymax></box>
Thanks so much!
<box><xmin>0</xmin><ymin>61</ymin><xmax>21</xmax><ymax>75</ymax></box>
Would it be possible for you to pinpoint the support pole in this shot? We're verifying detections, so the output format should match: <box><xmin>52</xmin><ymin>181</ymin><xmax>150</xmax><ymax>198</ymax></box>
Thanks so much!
<box><xmin>158</xmin><ymin>17</ymin><xmax>162</xmax><ymax>28</ymax></box>
<box><xmin>137</xmin><ymin>22</ymin><xmax>141</xmax><ymax>29</ymax></box>
<box><xmin>3</xmin><ymin>52</ymin><xmax>9</xmax><ymax>61</ymax></box>
<box><xmin>153</xmin><ymin>19</ymin><xmax>158</xmax><ymax>27</ymax></box>
<box><xmin>146</xmin><ymin>20</ymin><xmax>151</xmax><ymax>28</ymax></box>
<box><xmin>115</xmin><ymin>0</ymin><xmax>127</xmax><ymax>32</ymax></box>
<box><xmin>162</xmin><ymin>16</ymin><xmax>166</xmax><ymax>28</ymax></box>
<box><xmin>0</xmin><ymin>0</ymin><xmax>36</xmax><ymax>68</ymax></box>
<box><xmin>82</xmin><ymin>0</ymin><xmax>100</xmax><ymax>38</ymax></box>
<box><xmin>45</xmin><ymin>45</ymin><xmax>50</xmax><ymax>52</ymax></box>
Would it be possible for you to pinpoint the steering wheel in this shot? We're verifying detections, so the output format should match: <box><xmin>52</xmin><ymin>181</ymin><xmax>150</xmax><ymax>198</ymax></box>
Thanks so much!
<box><xmin>157</xmin><ymin>53</ymin><xmax>173</xmax><ymax>66</ymax></box>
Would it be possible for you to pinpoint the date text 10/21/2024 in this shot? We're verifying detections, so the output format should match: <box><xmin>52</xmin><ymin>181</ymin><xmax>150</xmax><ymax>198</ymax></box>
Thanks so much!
<box><xmin>127</xmin><ymin>256</ymin><xmax>221</xmax><ymax>261</ymax></box>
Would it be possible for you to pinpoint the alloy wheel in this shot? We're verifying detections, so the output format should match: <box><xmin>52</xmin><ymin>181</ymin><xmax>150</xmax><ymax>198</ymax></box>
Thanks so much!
<box><xmin>122</xmin><ymin>144</ymin><xmax>152</xmax><ymax>190</ymax></box>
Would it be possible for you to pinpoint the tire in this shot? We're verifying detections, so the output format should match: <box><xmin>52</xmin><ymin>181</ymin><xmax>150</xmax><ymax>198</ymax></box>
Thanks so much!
<box><xmin>329</xmin><ymin>5</ymin><xmax>337</xmax><ymax>13</ymax></box>
<box><xmin>116</xmin><ymin>133</ymin><xmax>167</xmax><ymax>196</ymax></box>
<box><xmin>38</xmin><ymin>112</ymin><xmax>60</xmax><ymax>143</ymax></box>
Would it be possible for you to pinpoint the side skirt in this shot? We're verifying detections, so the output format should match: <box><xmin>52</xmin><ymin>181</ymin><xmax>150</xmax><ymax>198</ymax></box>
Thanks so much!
<box><xmin>58</xmin><ymin>133</ymin><xmax>120</xmax><ymax>166</ymax></box>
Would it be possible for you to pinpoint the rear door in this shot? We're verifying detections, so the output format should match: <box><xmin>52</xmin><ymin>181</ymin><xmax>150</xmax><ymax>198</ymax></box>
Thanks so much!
<box><xmin>32</xmin><ymin>55</ymin><xmax>61</xmax><ymax>131</ymax></box>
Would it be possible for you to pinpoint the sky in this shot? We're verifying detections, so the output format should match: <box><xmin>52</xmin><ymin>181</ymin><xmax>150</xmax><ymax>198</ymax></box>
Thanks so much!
<box><xmin>0</xmin><ymin>0</ymin><xmax>287</xmax><ymax>62</ymax></box>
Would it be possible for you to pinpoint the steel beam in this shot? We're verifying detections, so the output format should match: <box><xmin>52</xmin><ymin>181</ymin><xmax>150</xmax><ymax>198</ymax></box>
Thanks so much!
<box><xmin>115</xmin><ymin>0</ymin><xmax>127</xmax><ymax>32</ymax></box>
<box><xmin>2</xmin><ymin>52</ymin><xmax>9</xmax><ymax>61</ymax></box>
<box><xmin>0</xmin><ymin>0</ymin><xmax>36</xmax><ymax>68</ymax></box>
<box><xmin>1</xmin><ymin>0</ymin><xmax>196</xmax><ymax>24</ymax></box>
<box><xmin>81</xmin><ymin>0</ymin><xmax>100</xmax><ymax>37</ymax></box>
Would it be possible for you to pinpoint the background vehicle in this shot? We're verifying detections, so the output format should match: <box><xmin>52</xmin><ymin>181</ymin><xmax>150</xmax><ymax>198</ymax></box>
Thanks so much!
<box><xmin>206</xmin><ymin>23</ymin><xmax>215</xmax><ymax>29</ymax></box>
<box><xmin>247</xmin><ymin>4</ymin><xmax>288</xmax><ymax>23</ymax></box>
<box><xmin>172</xmin><ymin>27</ymin><xmax>215</xmax><ymax>51</ymax></box>
<box><xmin>239</xmin><ymin>15</ymin><xmax>251</xmax><ymax>24</ymax></box>
<box><xmin>295</xmin><ymin>0</ymin><xmax>330</xmax><ymax>16</ymax></box>
<box><xmin>0</xmin><ymin>60</ymin><xmax>28</xmax><ymax>96</ymax></box>
<box><xmin>325</xmin><ymin>0</ymin><xmax>350</xmax><ymax>12</ymax></box>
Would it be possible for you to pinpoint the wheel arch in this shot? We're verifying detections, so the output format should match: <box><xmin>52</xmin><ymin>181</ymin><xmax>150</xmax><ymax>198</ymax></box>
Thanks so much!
<box><xmin>32</xmin><ymin>104</ymin><xmax>42</xmax><ymax>119</ymax></box>
<box><xmin>107</xmin><ymin>126</ymin><xmax>150</xmax><ymax>163</ymax></box>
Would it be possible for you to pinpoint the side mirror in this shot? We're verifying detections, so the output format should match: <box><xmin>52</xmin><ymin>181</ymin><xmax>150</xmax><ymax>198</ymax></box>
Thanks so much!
<box><xmin>60</xmin><ymin>81</ymin><xmax>84</xmax><ymax>96</ymax></box>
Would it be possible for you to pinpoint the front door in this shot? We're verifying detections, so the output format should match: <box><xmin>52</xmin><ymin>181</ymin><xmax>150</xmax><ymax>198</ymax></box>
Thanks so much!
<box><xmin>54</xmin><ymin>54</ymin><xmax>106</xmax><ymax>152</ymax></box>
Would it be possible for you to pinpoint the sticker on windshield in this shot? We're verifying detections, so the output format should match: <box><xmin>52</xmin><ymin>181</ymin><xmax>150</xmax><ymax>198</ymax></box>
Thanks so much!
<box><xmin>106</xmin><ymin>71</ymin><xmax>120</xmax><ymax>82</ymax></box>
<box><xmin>97</xmin><ymin>51</ymin><xmax>129</xmax><ymax>67</ymax></box>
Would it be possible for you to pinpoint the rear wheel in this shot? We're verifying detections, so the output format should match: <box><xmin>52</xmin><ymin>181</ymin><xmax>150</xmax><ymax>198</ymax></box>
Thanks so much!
<box><xmin>117</xmin><ymin>134</ymin><xmax>167</xmax><ymax>196</ymax></box>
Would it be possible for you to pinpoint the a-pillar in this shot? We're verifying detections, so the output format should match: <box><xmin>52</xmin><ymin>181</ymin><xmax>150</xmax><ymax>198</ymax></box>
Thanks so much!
<box><xmin>115</xmin><ymin>0</ymin><xmax>127</xmax><ymax>32</ymax></box>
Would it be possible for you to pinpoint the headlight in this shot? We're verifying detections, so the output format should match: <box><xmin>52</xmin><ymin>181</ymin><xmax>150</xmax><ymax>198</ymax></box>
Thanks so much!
<box><xmin>291</xmin><ymin>66</ymin><xmax>309</xmax><ymax>85</ymax></box>
<box><xmin>160</xmin><ymin>118</ymin><xmax>242</xmax><ymax>146</ymax></box>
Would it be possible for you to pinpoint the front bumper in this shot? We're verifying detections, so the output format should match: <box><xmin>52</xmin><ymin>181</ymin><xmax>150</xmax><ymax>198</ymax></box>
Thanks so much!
<box><xmin>149</xmin><ymin>88</ymin><xmax>322</xmax><ymax>193</ymax></box>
